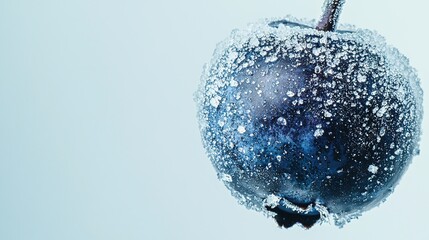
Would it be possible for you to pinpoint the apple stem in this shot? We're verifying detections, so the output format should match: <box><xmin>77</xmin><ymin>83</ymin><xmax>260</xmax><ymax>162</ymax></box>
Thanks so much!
<box><xmin>316</xmin><ymin>0</ymin><xmax>345</xmax><ymax>31</ymax></box>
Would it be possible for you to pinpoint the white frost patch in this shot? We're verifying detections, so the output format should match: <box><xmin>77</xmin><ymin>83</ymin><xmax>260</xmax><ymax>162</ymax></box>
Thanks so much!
<box><xmin>248</xmin><ymin>36</ymin><xmax>260</xmax><ymax>47</ymax></box>
<box><xmin>220</xmin><ymin>173</ymin><xmax>232</xmax><ymax>182</ymax></box>
<box><xmin>264</xmin><ymin>194</ymin><xmax>281</xmax><ymax>208</ymax></box>
<box><xmin>237</xmin><ymin>125</ymin><xmax>246</xmax><ymax>134</ymax></box>
<box><xmin>265</xmin><ymin>55</ymin><xmax>278</xmax><ymax>63</ymax></box>
<box><xmin>314</xmin><ymin>129</ymin><xmax>324</xmax><ymax>137</ymax></box>
<box><xmin>357</xmin><ymin>74</ymin><xmax>367</xmax><ymax>83</ymax></box>
<box><xmin>312</xmin><ymin>48</ymin><xmax>322</xmax><ymax>56</ymax></box>
<box><xmin>368</xmin><ymin>165</ymin><xmax>379</xmax><ymax>174</ymax></box>
<box><xmin>324</xmin><ymin>110</ymin><xmax>332</xmax><ymax>118</ymax></box>
<box><xmin>217</xmin><ymin>120</ymin><xmax>225</xmax><ymax>127</ymax></box>
<box><xmin>227</xmin><ymin>51</ymin><xmax>238</xmax><ymax>62</ymax></box>
<box><xmin>210</xmin><ymin>96</ymin><xmax>221</xmax><ymax>108</ymax></box>
<box><xmin>230</xmin><ymin>79</ymin><xmax>238</xmax><ymax>87</ymax></box>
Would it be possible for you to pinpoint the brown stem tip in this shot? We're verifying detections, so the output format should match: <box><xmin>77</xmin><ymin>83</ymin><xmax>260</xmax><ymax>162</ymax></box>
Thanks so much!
<box><xmin>316</xmin><ymin>0</ymin><xmax>346</xmax><ymax>31</ymax></box>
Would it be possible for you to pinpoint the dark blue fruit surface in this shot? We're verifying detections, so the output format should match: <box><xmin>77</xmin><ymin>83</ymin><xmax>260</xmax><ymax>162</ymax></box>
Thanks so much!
<box><xmin>196</xmin><ymin>19</ymin><xmax>422</xmax><ymax>228</ymax></box>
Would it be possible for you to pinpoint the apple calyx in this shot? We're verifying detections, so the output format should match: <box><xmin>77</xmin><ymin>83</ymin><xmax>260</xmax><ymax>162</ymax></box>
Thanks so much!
<box><xmin>316</xmin><ymin>0</ymin><xmax>345</xmax><ymax>31</ymax></box>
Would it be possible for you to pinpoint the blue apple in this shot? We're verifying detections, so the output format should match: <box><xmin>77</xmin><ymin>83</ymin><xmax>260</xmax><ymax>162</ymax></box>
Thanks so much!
<box><xmin>196</xmin><ymin>0</ymin><xmax>422</xmax><ymax>228</ymax></box>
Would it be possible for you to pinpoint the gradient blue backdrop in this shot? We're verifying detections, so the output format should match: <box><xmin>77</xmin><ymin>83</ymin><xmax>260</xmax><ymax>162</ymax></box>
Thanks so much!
<box><xmin>0</xmin><ymin>0</ymin><xmax>428</xmax><ymax>239</ymax></box>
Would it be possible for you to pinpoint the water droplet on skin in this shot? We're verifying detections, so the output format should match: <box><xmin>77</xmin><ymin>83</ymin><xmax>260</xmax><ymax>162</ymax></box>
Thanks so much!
<box><xmin>286</xmin><ymin>91</ymin><xmax>295</xmax><ymax>97</ymax></box>
<box><xmin>276</xmin><ymin>117</ymin><xmax>287</xmax><ymax>126</ymax></box>
<box><xmin>394</xmin><ymin>149</ymin><xmax>402</xmax><ymax>155</ymax></box>
<box><xmin>380</xmin><ymin>127</ymin><xmax>386</xmax><ymax>137</ymax></box>
<box><xmin>320</xmin><ymin>35</ymin><xmax>328</xmax><ymax>44</ymax></box>
<box><xmin>376</xmin><ymin>106</ymin><xmax>389</xmax><ymax>117</ymax></box>
<box><xmin>315</xmin><ymin>66</ymin><xmax>322</xmax><ymax>73</ymax></box>
<box><xmin>312</xmin><ymin>48</ymin><xmax>322</xmax><ymax>56</ymax></box>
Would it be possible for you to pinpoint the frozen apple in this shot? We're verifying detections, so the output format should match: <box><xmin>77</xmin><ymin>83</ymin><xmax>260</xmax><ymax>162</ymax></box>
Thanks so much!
<box><xmin>196</xmin><ymin>0</ymin><xmax>422</xmax><ymax>228</ymax></box>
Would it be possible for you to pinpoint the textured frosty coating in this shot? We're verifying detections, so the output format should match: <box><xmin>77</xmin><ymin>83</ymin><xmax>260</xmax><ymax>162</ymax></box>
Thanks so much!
<box><xmin>196</xmin><ymin>17</ymin><xmax>423</xmax><ymax>228</ymax></box>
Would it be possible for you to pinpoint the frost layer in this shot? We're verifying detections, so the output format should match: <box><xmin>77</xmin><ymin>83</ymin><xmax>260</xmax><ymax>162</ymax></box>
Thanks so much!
<box><xmin>196</xmin><ymin>17</ymin><xmax>423</xmax><ymax>228</ymax></box>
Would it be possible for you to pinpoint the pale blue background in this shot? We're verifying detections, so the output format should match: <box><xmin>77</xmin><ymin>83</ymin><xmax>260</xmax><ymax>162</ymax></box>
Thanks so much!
<box><xmin>0</xmin><ymin>0</ymin><xmax>428</xmax><ymax>239</ymax></box>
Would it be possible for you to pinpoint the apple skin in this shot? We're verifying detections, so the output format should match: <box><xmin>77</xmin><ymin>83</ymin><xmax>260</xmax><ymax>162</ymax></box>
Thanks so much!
<box><xmin>197</xmin><ymin>18</ymin><xmax>423</xmax><ymax>228</ymax></box>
